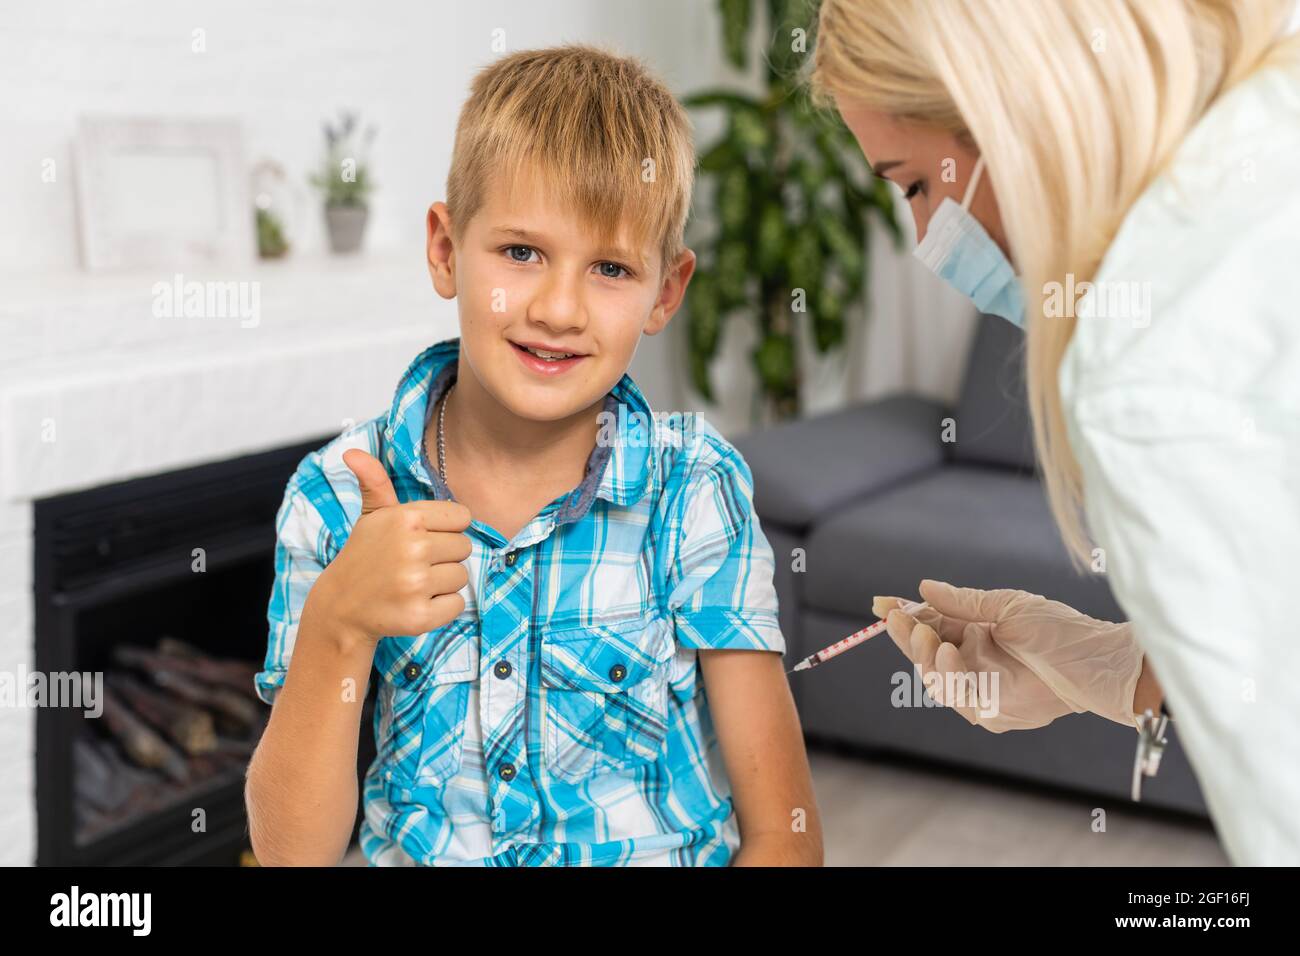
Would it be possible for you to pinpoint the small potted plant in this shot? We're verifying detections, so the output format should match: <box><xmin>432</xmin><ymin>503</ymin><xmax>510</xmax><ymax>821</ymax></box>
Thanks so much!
<box><xmin>309</xmin><ymin>111</ymin><xmax>377</xmax><ymax>253</ymax></box>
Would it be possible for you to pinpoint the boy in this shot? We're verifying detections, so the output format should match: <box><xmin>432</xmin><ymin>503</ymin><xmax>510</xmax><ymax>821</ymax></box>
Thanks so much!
<box><xmin>245</xmin><ymin>45</ymin><xmax>821</xmax><ymax>866</ymax></box>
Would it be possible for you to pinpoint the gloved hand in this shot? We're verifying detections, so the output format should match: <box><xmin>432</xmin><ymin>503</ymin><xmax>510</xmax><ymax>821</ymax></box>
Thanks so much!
<box><xmin>874</xmin><ymin>580</ymin><xmax>1145</xmax><ymax>732</ymax></box>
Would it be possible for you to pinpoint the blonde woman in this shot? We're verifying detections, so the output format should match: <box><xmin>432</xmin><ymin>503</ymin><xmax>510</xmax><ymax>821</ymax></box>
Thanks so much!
<box><xmin>810</xmin><ymin>0</ymin><xmax>1300</xmax><ymax>864</ymax></box>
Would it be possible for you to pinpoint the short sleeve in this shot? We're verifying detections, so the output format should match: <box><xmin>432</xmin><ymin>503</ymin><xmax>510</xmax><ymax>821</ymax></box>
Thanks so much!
<box><xmin>664</xmin><ymin>443</ymin><xmax>785</xmax><ymax>654</ymax></box>
<box><xmin>256</xmin><ymin>479</ymin><xmax>332</xmax><ymax>705</ymax></box>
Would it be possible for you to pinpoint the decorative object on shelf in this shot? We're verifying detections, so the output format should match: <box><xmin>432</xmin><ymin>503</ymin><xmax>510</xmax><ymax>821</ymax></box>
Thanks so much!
<box><xmin>251</xmin><ymin>159</ymin><xmax>294</xmax><ymax>259</ymax></box>
<box><xmin>73</xmin><ymin>115</ymin><xmax>255</xmax><ymax>272</ymax></box>
<box><xmin>683</xmin><ymin>0</ymin><xmax>901</xmax><ymax>423</ymax></box>
<box><xmin>309</xmin><ymin>110</ymin><xmax>377</xmax><ymax>254</ymax></box>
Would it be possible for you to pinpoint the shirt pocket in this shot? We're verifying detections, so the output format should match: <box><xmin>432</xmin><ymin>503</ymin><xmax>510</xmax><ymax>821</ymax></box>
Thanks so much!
<box><xmin>539</xmin><ymin>613</ymin><xmax>674</xmax><ymax>783</ymax></box>
<box><xmin>372</xmin><ymin>616</ymin><xmax>479</xmax><ymax>788</ymax></box>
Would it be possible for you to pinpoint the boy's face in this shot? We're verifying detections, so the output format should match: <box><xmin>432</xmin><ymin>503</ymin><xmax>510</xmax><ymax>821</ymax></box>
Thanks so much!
<box><xmin>426</xmin><ymin>167</ymin><xmax>695</xmax><ymax>423</ymax></box>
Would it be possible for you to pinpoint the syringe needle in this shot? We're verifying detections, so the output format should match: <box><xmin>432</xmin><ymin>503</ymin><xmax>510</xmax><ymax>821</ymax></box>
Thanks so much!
<box><xmin>785</xmin><ymin>600</ymin><xmax>927</xmax><ymax>676</ymax></box>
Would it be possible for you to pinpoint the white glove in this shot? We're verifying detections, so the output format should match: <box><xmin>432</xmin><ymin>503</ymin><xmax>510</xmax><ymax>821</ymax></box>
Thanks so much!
<box><xmin>875</xmin><ymin>580</ymin><xmax>1145</xmax><ymax>732</ymax></box>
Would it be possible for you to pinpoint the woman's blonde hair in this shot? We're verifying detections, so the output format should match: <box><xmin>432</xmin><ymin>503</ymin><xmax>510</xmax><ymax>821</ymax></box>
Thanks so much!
<box><xmin>447</xmin><ymin>44</ymin><xmax>695</xmax><ymax>271</ymax></box>
<box><xmin>810</xmin><ymin>0</ymin><xmax>1300</xmax><ymax>566</ymax></box>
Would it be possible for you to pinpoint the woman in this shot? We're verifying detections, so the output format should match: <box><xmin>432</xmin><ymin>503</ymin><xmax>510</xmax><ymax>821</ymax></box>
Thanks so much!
<box><xmin>809</xmin><ymin>0</ymin><xmax>1300</xmax><ymax>864</ymax></box>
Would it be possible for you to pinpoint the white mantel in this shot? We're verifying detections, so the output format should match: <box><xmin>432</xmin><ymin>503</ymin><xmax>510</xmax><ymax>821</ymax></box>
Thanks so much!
<box><xmin>0</xmin><ymin>250</ymin><xmax>455</xmax><ymax>864</ymax></box>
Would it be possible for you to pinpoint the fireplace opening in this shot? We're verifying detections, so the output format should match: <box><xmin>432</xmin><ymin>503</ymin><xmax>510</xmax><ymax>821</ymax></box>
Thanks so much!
<box><xmin>34</xmin><ymin>435</ymin><xmax>376</xmax><ymax>865</ymax></box>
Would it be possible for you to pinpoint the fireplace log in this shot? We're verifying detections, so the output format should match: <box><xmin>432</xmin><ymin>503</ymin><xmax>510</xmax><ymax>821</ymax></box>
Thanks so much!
<box><xmin>154</xmin><ymin>638</ymin><xmax>260</xmax><ymax>692</ymax></box>
<box><xmin>114</xmin><ymin>643</ymin><xmax>260</xmax><ymax>699</ymax></box>
<box><xmin>74</xmin><ymin>737</ymin><xmax>169</xmax><ymax>843</ymax></box>
<box><xmin>99</xmin><ymin>686</ymin><xmax>190</xmax><ymax>783</ymax></box>
<box><xmin>156</xmin><ymin>635</ymin><xmax>201</xmax><ymax>658</ymax></box>
<box><xmin>106</xmin><ymin>673</ymin><xmax>218</xmax><ymax>756</ymax></box>
<box><xmin>157</xmin><ymin>635</ymin><xmax>259</xmax><ymax>687</ymax></box>
<box><xmin>75</xmin><ymin>736</ymin><xmax>160</xmax><ymax>815</ymax></box>
<box><xmin>74</xmin><ymin>737</ymin><xmax>132</xmax><ymax>814</ymax></box>
<box><xmin>143</xmin><ymin>668</ymin><xmax>261</xmax><ymax>734</ymax></box>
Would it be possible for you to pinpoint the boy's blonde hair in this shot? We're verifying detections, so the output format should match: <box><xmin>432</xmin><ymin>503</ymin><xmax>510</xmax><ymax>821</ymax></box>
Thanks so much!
<box><xmin>446</xmin><ymin>44</ymin><xmax>695</xmax><ymax>272</ymax></box>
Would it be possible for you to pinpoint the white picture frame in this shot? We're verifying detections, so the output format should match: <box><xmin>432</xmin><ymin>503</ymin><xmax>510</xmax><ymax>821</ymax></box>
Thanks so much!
<box><xmin>73</xmin><ymin>115</ymin><xmax>254</xmax><ymax>272</ymax></box>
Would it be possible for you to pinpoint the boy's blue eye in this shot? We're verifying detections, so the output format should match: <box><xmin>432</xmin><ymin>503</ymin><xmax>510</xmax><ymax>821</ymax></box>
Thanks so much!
<box><xmin>502</xmin><ymin>245</ymin><xmax>628</xmax><ymax>278</ymax></box>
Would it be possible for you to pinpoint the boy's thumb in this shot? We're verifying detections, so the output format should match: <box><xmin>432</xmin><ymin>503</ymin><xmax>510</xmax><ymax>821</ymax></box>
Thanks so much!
<box><xmin>343</xmin><ymin>449</ymin><xmax>399</xmax><ymax>514</ymax></box>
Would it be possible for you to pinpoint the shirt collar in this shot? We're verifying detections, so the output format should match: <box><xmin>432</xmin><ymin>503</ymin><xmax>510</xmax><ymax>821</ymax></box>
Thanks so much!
<box><xmin>381</xmin><ymin>337</ymin><xmax>655</xmax><ymax>525</ymax></box>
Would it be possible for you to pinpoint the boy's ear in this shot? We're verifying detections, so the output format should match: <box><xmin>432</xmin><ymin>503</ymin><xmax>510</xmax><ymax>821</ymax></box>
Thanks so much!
<box><xmin>644</xmin><ymin>247</ymin><xmax>697</xmax><ymax>336</ymax></box>
<box><xmin>426</xmin><ymin>202</ymin><xmax>457</xmax><ymax>299</ymax></box>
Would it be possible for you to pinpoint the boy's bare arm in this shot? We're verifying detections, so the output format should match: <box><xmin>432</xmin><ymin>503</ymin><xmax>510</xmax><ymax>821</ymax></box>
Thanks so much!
<box><xmin>245</xmin><ymin>595</ymin><xmax>376</xmax><ymax>866</ymax></box>
<box><xmin>245</xmin><ymin>449</ymin><xmax>472</xmax><ymax>866</ymax></box>
<box><xmin>698</xmin><ymin>648</ymin><xmax>823</xmax><ymax>866</ymax></box>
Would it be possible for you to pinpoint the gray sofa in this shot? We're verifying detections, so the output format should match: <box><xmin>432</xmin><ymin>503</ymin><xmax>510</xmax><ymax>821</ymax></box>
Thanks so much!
<box><xmin>734</xmin><ymin>314</ymin><xmax>1209</xmax><ymax>817</ymax></box>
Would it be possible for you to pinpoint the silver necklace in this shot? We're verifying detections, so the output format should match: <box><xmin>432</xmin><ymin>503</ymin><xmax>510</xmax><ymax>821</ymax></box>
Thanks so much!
<box><xmin>436</xmin><ymin>383</ymin><xmax>453</xmax><ymax>482</ymax></box>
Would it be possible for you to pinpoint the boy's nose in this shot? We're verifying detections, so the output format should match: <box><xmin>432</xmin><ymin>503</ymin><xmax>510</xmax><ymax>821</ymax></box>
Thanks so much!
<box><xmin>526</xmin><ymin>272</ymin><xmax>588</xmax><ymax>334</ymax></box>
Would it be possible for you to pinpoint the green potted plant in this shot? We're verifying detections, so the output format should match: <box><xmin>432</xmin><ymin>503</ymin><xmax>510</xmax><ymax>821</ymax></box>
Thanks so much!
<box><xmin>683</xmin><ymin>0</ymin><xmax>901</xmax><ymax>422</ymax></box>
<box><xmin>309</xmin><ymin>111</ymin><xmax>377</xmax><ymax>254</ymax></box>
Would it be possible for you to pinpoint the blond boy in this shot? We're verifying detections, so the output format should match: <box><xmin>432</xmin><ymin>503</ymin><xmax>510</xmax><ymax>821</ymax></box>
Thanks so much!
<box><xmin>245</xmin><ymin>45</ymin><xmax>821</xmax><ymax>866</ymax></box>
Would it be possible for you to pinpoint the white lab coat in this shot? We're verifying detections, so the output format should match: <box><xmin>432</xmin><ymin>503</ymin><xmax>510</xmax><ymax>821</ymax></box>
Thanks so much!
<box><xmin>1059</xmin><ymin>56</ymin><xmax>1300</xmax><ymax>864</ymax></box>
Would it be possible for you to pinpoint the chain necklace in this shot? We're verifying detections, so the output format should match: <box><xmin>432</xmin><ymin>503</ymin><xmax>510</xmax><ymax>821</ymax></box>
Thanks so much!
<box><xmin>436</xmin><ymin>382</ymin><xmax>454</xmax><ymax>483</ymax></box>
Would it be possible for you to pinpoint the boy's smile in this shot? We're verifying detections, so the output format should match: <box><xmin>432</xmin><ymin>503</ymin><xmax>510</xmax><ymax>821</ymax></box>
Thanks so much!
<box><xmin>508</xmin><ymin>338</ymin><xmax>588</xmax><ymax>376</ymax></box>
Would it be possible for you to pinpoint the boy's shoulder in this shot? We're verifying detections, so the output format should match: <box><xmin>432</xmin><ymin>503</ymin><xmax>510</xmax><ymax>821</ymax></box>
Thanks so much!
<box><xmin>620</xmin><ymin>401</ymin><xmax>757</xmax><ymax>512</ymax></box>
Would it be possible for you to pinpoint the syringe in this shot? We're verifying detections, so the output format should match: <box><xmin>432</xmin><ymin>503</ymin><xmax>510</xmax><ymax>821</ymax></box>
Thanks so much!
<box><xmin>786</xmin><ymin>601</ymin><xmax>928</xmax><ymax>674</ymax></box>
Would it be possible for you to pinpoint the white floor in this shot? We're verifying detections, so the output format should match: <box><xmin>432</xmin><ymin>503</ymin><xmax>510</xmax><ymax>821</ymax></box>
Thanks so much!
<box><xmin>340</xmin><ymin>748</ymin><xmax>1228</xmax><ymax>866</ymax></box>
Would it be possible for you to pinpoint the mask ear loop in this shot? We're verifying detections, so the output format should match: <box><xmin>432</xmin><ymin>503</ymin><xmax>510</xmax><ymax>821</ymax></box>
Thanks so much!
<box><xmin>960</xmin><ymin>155</ymin><xmax>986</xmax><ymax>211</ymax></box>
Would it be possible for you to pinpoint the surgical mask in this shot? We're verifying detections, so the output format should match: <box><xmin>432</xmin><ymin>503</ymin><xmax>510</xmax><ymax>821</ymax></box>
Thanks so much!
<box><xmin>913</xmin><ymin>155</ymin><xmax>1025</xmax><ymax>327</ymax></box>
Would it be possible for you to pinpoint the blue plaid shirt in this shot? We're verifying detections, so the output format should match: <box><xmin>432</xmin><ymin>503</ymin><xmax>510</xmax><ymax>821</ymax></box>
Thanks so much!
<box><xmin>258</xmin><ymin>337</ymin><xmax>785</xmax><ymax>865</ymax></box>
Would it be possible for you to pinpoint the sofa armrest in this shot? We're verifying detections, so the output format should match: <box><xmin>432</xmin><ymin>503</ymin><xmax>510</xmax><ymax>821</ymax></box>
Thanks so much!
<box><xmin>733</xmin><ymin>394</ymin><xmax>948</xmax><ymax>531</ymax></box>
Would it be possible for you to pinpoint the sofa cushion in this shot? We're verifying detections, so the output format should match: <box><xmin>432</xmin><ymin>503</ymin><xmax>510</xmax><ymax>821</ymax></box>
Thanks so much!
<box><xmin>733</xmin><ymin>394</ymin><xmax>948</xmax><ymax>532</ymax></box>
<box><xmin>802</xmin><ymin>465</ymin><xmax>1124</xmax><ymax>623</ymax></box>
<box><xmin>950</xmin><ymin>314</ymin><xmax>1036</xmax><ymax>472</ymax></box>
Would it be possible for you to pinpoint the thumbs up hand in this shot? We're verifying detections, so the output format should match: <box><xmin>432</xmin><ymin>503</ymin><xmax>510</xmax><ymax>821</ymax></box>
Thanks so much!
<box><xmin>312</xmin><ymin>449</ymin><xmax>473</xmax><ymax>644</ymax></box>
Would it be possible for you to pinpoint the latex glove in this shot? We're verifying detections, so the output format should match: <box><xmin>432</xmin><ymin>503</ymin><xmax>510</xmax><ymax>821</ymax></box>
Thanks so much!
<box><xmin>874</xmin><ymin>580</ymin><xmax>1145</xmax><ymax>732</ymax></box>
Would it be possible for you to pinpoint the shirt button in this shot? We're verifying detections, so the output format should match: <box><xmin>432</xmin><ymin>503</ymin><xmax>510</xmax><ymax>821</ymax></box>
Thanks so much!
<box><xmin>609</xmin><ymin>663</ymin><xmax>627</xmax><ymax>683</ymax></box>
<box><xmin>498</xmin><ymin>763</ymin><xmax>517</xmax><ymax>782</ymax></box>
<box><xmin>504</xmin><ymin>551</ymin><xmax>518</xmax><ymax>567</ymax></box>
<box><xmin>493</xmin><ymin>660</ymin><xmax>513</xmax><ymax>679</ymax></box>
<box><xmin>403</xmin><ymin>663</ymin><xmax>422</xmax><ymax>682</ymax></box>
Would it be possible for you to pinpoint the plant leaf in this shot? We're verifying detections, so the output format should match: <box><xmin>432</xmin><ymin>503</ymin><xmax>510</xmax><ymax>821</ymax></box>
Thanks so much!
<box><xmin>730</xmin><ymin>108</ymin><xmax>769</xmax><ymax>152</ymax></box>
<box><xmin>719</xmin><ymin>0</ymin><xmax>753</xmax><ymax>70</ymax></box>
<box><xmin>681</xmin><ymin>89</ymin><xmax>764</xmax><ymax>111</ymax></box>
<box><xmin>818</xmin><ymin>215</ymin><xmax>863</xmax><ymax>282</ymax></box>
<box><xmin>686</xmin><ymin>274</ymin><xmax>723</xmax><ymax>358</ymax></box>
<box><xmin>698</xmin><ymin>139</ymin><xmax>737</xmax><ymax>173</ymax></box>
<box><xmin>812</xmin><ymin>285</ymin><xmax>845</xmax><ymax>353</ymax></box>
<box><xmin>752</xmin><ymin>333</ymin><xmax>797</xmax><ymax>394</ymax></box>
<box><xmin>757</xmin><ymin>202</ymin><xmax>786</xmax><ymax>275</ymax></box>
<box><xmin>690</xmin><ymin>350</ymin><xmax>715</xmax><ymax>402</ymax></box>
<box><xmin>717</xmin><ymin>241</ymin><xmax>750</xmax><ymax>305</ymax></box>
<box><xmin>717</xmin><ymin>167</ymin><xmax>751</xmax><ymax>234</ymax></box>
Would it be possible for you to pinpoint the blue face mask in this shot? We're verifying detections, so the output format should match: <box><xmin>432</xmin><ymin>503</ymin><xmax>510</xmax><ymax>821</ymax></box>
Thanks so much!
<box><xmin>913</xmin><ymin>156</ymin><xmax>1025</xmax><ymax>327</ymax></box>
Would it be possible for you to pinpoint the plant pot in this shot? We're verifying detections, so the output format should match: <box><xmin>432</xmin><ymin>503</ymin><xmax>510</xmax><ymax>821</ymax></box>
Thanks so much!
<box><xmin>324</xmin><ymin>203</ymin><xmax>368</xmax><ymax>253</ymax></box>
